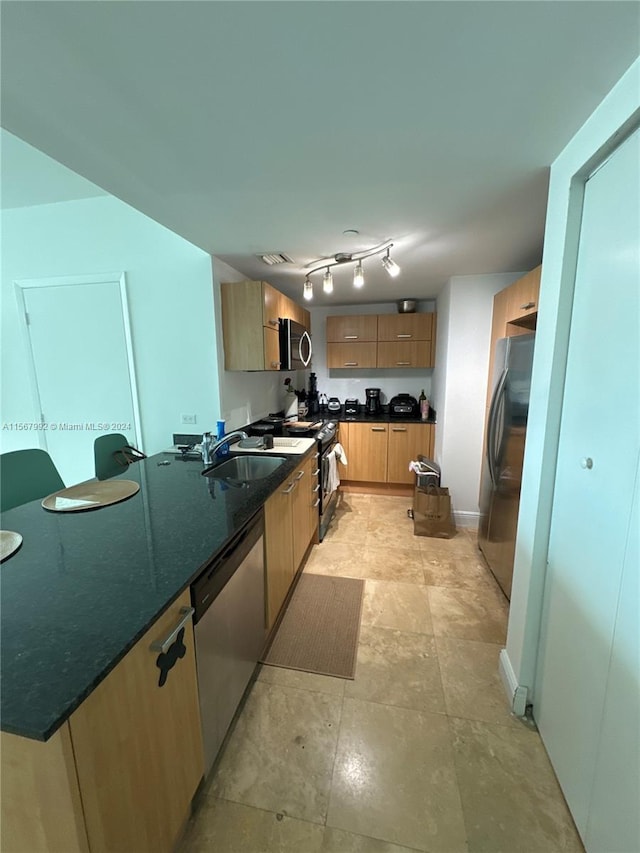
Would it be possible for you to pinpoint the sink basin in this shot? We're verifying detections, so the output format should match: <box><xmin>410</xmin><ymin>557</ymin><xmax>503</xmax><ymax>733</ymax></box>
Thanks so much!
<box><xmin>202</xmin><ymin>455</ymin><xmax>287</xmax><ymax>482</ymax></box>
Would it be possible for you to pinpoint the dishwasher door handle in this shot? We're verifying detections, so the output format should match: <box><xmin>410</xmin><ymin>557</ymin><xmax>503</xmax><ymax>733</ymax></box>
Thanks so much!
<box><xmin>150</xmin><ymin>606</ymin><xmax>195</xmax><ymax>654</ymax></box>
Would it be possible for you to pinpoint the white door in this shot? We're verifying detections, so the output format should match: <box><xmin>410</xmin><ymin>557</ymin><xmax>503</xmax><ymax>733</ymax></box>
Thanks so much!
<box><xmin>19</xmin><ymin>275</ymin><xmax>140</xmax><ymax>486</ymax></box>
<box><xmin>534</xmin><ymin>129</ymin><xmax>639</xmax><ymax>848</ymax></box>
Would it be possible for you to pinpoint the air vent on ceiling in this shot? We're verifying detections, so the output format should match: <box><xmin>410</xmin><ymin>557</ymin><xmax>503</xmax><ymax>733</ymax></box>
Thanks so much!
<box><xmin>258</xmin><ymin>252</ymin><xmax>294</xmax><ymax>265</ymax></box>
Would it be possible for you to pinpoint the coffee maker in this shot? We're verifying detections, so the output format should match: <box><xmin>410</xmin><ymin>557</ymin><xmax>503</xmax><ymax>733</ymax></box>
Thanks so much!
<box><xmin>365</xmin><ymin>388</ymin><xmax>382</xmax><ymax>416</ymax></box>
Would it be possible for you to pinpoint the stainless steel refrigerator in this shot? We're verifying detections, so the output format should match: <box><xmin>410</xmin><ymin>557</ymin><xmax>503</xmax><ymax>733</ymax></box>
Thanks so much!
<box><xmin>478</xmin><ymin>333</ymin><xmax>535</xmax><ymax>600</ymax></box>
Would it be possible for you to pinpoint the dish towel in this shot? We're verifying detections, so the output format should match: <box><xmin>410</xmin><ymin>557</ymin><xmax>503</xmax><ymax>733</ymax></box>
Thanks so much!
<box><xmin>326</xmin><ymin>449</ymin><xmax>340</xmax><ymax>494</ymax></box>
<box><xmin>334</xmin><ymin>442</ymin><xmax>348</xmax><ymax>467</ymax></box>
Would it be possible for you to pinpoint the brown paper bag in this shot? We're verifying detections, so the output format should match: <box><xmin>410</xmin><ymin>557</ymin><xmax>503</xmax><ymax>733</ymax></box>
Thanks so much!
<box><xmin>413</xmin><ymin>485</ymin><xmax>456</xmax><ymax>538</ymax></box>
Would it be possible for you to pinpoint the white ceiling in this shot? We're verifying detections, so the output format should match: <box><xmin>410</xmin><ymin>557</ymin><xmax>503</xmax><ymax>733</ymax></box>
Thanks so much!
<box><xmin>1</xmin><ymin>2</ymin><xmax>638</xmax><ymax>305</ymax></box>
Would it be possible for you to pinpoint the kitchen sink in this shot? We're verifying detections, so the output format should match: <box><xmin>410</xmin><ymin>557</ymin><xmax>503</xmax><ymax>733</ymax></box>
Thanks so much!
<box><xmin>202</xmin><ymin>455</ymin><xmax>287</xmax><ymax>482</ymax></box>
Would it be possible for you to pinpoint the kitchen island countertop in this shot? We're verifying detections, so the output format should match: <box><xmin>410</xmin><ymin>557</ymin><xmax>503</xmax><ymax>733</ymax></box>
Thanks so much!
<box><xmin>0</xmin><ymin>450</ymin><xmax>308</xmax><ymax>742</ymax></box>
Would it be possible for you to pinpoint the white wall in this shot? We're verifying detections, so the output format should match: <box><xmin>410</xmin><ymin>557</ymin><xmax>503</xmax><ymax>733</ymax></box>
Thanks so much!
<box><xmin>1</xmin><ymin>195</ymin><xmax>220</xmax><ymax>461</ymax></box>
<box><xmin>503</xmin><ymin>58</ymin><xmax>640</xmax><ymax>702</ymax></box>
<box><xmin>212</xmin><ymin>258</ymin><xmax>306</xmax><ymax>430</ymax></box>
<box><xmin>434</xmin><ymin>273</ymin><xmax>523</xmax><ymax>523</ymax></box>
<box><xmin>310</xmin><ymin>301</ymin><xmax>436</xmax><ymax>407</ymax></box>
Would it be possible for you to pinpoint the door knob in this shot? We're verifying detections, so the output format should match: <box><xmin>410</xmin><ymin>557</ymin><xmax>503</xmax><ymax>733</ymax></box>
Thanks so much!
<box><xmin>580</xmin><ymin>457</ymin><xmax>593</xmax><ymax>469</ymax></box>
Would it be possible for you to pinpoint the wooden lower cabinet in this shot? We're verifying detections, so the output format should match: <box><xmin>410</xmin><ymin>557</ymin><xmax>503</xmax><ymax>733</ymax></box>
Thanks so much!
<box><xmin>342</xmin><ymin>421</ymin><xmax>435</xmax><ymax>485</ymax></box>
<box><xmin>264</xmin><ymin>450</ymin><xmax>318</xmax><ymax>630</ymax></box>
<box><xmin>387</xmin><ymin>423</ymin><xmax>435</xmax><ymax>484</ymax></box>
<box><xmin>264</xmin><ymin>481</ymin><xmax>295</xmax><ymax>628</ymax></box>
<box><xmin>1</xmin><ymin>589</ymin><xmax>204</xmax><ymax>853</ymax></box>
<box><xmin>345</xmin><ymin>423</ymin><xmax>388</xmax><ymax>482</ymax></box>
<box><xmin>1</xmin><ymin>724</ymin><xmax>89</xmax><ymax>853</ymax></box>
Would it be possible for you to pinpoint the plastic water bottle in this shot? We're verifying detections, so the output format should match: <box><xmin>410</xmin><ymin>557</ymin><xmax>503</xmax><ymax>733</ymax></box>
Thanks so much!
<box><xmin>216</xmin><ymin>419</ymin><xmax>229</xmax><ymax>457</ymax></box>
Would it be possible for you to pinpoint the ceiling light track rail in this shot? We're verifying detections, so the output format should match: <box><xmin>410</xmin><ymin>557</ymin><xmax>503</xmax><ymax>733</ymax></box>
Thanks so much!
<box><xmin>303</xmin><ymin>239</ymin><xmax>401</xmax><ymax>301</ymax></box>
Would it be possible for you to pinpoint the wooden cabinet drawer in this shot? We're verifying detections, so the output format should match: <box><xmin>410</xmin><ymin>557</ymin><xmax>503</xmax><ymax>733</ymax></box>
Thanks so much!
<box><xmin>377</xmin><ymin>340</ymin><xmax>432</xmax><ymax>368</ymax></box>
<box><xmin>377</xmin><ymin>313</ymin><xmax>433</xmax><ymax>341</ymax></box>
<box><xmin>327</xmin><ymin>342</ymin><xmax>377</xmax><ymax>369</ymax></box>
<box><xmin>327</xmin><ymin>315</ymin><xmax>377</xmax><ymax>342</ymax></box>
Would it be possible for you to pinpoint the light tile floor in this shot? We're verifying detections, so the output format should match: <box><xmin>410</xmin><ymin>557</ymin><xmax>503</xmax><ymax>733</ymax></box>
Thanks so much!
<box><xmin>181</xmin><ymin>493</ymin><xmax>584</xmax><ymax>853</ymax></box>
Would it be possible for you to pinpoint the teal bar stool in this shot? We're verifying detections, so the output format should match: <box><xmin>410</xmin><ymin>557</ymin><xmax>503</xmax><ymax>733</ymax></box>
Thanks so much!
<box><xmin>0</xmin><ymin>448</ymin><xmax>65</xmax><ymax>513</ymax></box>
<box><xmin>94</xmin><ymin>433</ymin><xmax>130</xmax><ymax>480</ymax></box>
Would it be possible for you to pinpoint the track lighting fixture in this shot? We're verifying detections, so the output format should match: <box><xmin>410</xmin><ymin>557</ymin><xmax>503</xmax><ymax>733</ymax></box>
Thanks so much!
<box><xmin>303</xmin><ymin>277</ymin><xmax>313</xmax><ymax>300</ymax></box>
<box><xmin>381</xmin><ymin>247</ymin><xmax>401</xmax><ymax>278</ymax></box>
<box><xmin>353</xmin><ymin>260</ymin><xmax>364</xmax><ymax>288</ymax></box>
<box><xmin>302</xmin><ymin>240</ymin><xmax>400</xmax><ymax>299</ymax></box>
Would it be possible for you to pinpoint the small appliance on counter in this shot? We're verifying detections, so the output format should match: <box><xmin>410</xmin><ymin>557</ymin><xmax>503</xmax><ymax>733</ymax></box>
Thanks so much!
<box><xmin>344</xmin><ymin>398</ymin><xmax>359</xmax><ymax>417</ymax></box>
<box><xmin>327</xmin><ymin>397</ymin><xmax>341</xmax><ymax>413</ymax></box>
<box><xmin>365</xmin><ymin>388</ymin><xmax>382</xmax><ymax>416</ymax></box>
<box><xmin>389</xmin><ymin>393</ymin><xmax>419</xmax><ymax>418</ymax></box>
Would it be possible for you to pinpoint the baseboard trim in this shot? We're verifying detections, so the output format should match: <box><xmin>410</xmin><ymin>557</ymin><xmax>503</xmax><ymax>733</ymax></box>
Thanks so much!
<box><xmin>453</xmin><ymin>510</ymin><xmax>480</xmax><ymax>529</ymax></box>
<box><xmin>499</xmin><ymin>648</ymin><xmax>529</xmax><ymax>716</ymax></box>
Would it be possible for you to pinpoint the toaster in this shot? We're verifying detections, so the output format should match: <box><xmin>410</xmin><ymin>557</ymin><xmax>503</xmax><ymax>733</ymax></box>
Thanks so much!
<box><xmin>389</xmin><ymin>393</ymin><xmax>419</xmax><ymax>418</ymax></box>
<box><xmin>344</xmin><ymin>398</ymin><xmax>359</xmax><ymax>416</ymax></box>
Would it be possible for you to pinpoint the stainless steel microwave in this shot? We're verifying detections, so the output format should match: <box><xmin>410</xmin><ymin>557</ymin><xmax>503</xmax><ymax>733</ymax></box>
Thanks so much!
<box><xmin>279</xmin><ymin>319</ymin><xmax>312</xmax><ymax>370</ymax></box>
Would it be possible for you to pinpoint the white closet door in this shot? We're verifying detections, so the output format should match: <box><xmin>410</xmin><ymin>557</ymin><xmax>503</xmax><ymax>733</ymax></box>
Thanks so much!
<box><xmin>22</xmin><ymin>278</ymin><xmax>139</xmax><ymax>486</ymax></box>
<box><xmin>534</xmin><ymin>129</ymin><xmax>639</xmax><ymax>844</ymax></box>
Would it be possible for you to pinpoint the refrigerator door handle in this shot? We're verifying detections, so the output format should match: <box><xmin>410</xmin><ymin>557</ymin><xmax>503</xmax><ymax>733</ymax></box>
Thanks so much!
<box><xmin>487</xmin><ymin>368</ymin><xmax>509</xmax><ymax>485</ymax></box>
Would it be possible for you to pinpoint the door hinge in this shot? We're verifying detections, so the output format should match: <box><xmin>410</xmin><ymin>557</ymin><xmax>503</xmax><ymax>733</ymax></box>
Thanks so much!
<box><xmin>40</xmin><ymin>413</ymin><xmax>45</xmax><ymax>424</ymax></box>
<box><xmin>24</xmin><ymin>311</ymin><xmax>30</xmax><ymax>326</ymax></box>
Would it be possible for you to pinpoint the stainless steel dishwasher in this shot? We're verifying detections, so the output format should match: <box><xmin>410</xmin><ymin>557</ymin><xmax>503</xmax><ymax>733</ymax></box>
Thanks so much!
<box><xmin>191</xmin><ymin>508</ymin><xmax>266</xmax><ymax>775</ymax></box>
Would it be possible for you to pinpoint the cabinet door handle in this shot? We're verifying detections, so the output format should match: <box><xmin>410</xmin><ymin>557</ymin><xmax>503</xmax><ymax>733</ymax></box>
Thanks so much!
<box><xmin>344</xmin><ymin>335</ymin><xmax>359</xmax><ymax>339</ymax></box>
<box><xmin>392</xmin><ymin>427</ymin><xmax>407</xmax><ymax>432</ymax></box>
<box><xmin>396</xmin><ymin>361</ymin><xmax>411</xmax><ymax>366</ymax></box>
<box><xmin>344</xmin><ymin>362</ymin><xmax>358</xmax><ymax>366</ymax></box>
<box><xmin>312</xmin><ymin>498</ymin><xmax>320</xmax><ymax>507</ymax></box>
<box><xmin>396</xmin><ymin>334</ymin><xmax>412</xmax><ymax>338</ymax></box>
<box><xmin>371</xmin><ymin>427</ymin><xmax>386</xmax><ymax>432</ymax></box>
<box><xmin>270</xmin><ymin>361</ymin><xmax>281</xmax><ymax>368</ymax></box>
<box><xmin>520</xmin><ymin>301</ymin><xmax>536</xmax><ymax>310</ymax></box>
<box><xmin>150</xmin><ymin>606</ymin><xmax>194</xmax><ymax>654</ymax></box>
<box><xmin>313</xmin><ymin>483</ymin><xmax>320</xmax><ymax>492</ymax></box>
<box><xmin>295</xmin><ymin>470</ymin><xmax>305</xmax><ymax>480</ymax></box>
<box><xmin>282</xmin><ymin>481</ymin><xmax>296</xmax><ymax>494</ymax></box>
<box><xmin>312</xmin><ymin>468</ymin><xmax>320</xmax><ymax>476</ymax></box>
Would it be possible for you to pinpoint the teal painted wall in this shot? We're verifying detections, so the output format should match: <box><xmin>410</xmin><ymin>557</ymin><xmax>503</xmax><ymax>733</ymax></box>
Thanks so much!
<box><xmin>1</xmin><ymin>194</ymin><xmax>221</xmax><ymax>457</ymax></box>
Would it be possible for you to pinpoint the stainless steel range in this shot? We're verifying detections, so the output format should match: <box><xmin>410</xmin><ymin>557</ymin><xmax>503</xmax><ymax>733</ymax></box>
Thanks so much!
<box><xmin>315</xmin><ymin>421</ymin><xmax>338</xmax><ymax>541</ymax></box>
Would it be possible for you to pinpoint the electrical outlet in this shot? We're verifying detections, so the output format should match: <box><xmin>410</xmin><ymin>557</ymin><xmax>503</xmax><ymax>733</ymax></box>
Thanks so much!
<box><xmin>181</xmin><ymin>414</ymin><xmax>197</xmax><ymax>425</ymax></box>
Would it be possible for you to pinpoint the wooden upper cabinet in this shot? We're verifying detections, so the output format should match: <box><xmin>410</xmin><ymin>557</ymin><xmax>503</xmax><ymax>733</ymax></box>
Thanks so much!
<box><xmin>377</xmin><ymin>341</ymin><xmax>432</xmax><ymax>369</ymax></box>
<box><xmin>327</xmin><ymin>342</ymin><xmax>377</xmax><ymax>369</ymax></box>
<box><xmin>377</xmin><ymin>313</ymin><xmax>433</xmax><ymax>342</ymax></box>
<box><xmin>262</xmin><ymin>282</ymin><xmax>282</xmax><ymax>329</ymax></box>
<box><xmin>326</xmin><ymin>312</ymin><xmax>437</xmax><ymax>369</ymax></box>
<box><xmin>507</xmin><ymin>265</ymin><xmax>541</xmax><ymax>326</ymax></box>
<box><xmin>222</xmin><ymin>280</ymin><xmax>309</xmax><ymax>371</ymax></box>
<box><xmin>327</xmin><ymin>315</ymin><xmax>378</xmax><ymax>343</ymax></box>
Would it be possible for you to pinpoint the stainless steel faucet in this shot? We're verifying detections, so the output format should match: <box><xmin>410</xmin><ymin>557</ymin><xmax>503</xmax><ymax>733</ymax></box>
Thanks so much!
<box><xmin>202</xmin><ymin>430</ymin><xmax>248</xmax><ymax>465</ymax></box>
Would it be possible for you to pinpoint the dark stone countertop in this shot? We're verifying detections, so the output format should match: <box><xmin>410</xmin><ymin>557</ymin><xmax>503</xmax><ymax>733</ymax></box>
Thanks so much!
<box><xmin>0</xmin><ymin>450</ymin><xmax>311</xmax><ymax>742</ymax></box>
<box><xmin>334</xmin><ymin>409</ymin><xmax>437</xmax><ymax>425</ymax></box>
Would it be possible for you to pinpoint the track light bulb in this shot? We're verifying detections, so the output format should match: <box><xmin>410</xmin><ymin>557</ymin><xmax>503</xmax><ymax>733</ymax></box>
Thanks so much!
<box><xmin>323</xmin><ymin>267</ymin><xmax>334</xmax><ymax>294</ymax></box>
<box><xmin>381</xmin><ymin>249</ymin><xmax>400</xmax><ymax>278</ymax></box>
<box><xmin>303</xmin><ymin>278</ymin><xmax>313</xmax><ymax>301</ymax></box>
<box><xmin>353</xmin><ymin>260</ymin><xmax>364</xmax><ymax>289</ymax></box>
